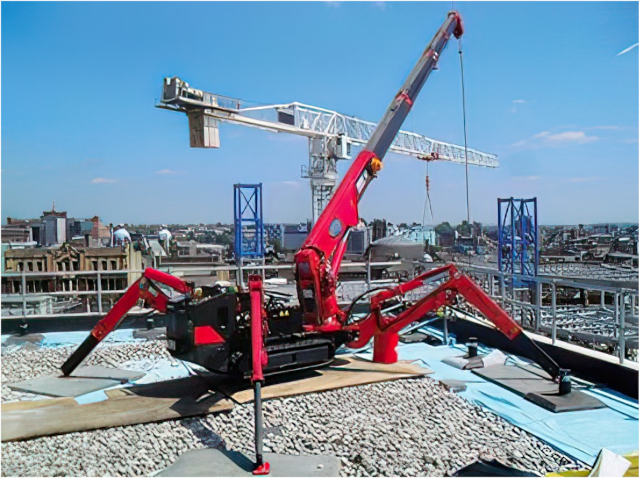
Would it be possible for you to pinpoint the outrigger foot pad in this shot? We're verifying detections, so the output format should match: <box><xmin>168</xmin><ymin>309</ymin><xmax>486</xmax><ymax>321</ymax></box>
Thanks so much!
<box><xmin>558</xmin><ymin>368</ymin><xmax>572</xmax><ymax>395</ymax></box>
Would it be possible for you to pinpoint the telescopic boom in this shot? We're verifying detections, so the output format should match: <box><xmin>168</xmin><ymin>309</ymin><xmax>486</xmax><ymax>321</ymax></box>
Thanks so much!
<box><xmin>294</xmin><ymin>12</ymin><xmax>464</xmax><ymax>329</ymax></box>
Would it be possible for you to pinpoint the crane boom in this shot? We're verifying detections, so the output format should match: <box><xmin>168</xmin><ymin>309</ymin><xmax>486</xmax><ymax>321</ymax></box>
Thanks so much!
<box><xmin>294</xmin><ymin>11</ymin><xmax>465</xmax><ymax>328</ymax></box>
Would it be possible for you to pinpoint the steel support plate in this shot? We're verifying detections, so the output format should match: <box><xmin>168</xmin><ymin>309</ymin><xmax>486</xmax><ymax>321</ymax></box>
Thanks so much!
<box><xmin>70</xmin><ymin>365</ymin><xmax>145</xmax><ymax>383</ymax></box>
<box><xmin>158</xmin><ymin>449</ymin><xmax>340</xmax><ymax>477</ymax></box>
<box><xmin>472</xmin><ymin>364</ymin><xmax>605</xmax><ymax>413</ymax></box>
<box><xmin>7</xmin><ymin>366</ymin><xmax>143</xmax><ymax>396</ymax></box>
<box><xmin>7</xmin><ymin>376</ymin><xmax>121</xmax><ymax>397</ymax></box>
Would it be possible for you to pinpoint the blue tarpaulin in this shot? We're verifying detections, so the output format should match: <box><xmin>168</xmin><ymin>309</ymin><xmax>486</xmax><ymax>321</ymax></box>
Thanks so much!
<box><xmin>355</xmin><ymin>340</ymin><xmax>638</xmax><ymax>465</ymax></box>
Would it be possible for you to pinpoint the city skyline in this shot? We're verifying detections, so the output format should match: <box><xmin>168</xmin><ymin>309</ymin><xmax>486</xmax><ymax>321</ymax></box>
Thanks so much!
<box><xmin>2</xmin><ymin>2</ymin><xmax>638</xmax><ymax>226</ymax></box>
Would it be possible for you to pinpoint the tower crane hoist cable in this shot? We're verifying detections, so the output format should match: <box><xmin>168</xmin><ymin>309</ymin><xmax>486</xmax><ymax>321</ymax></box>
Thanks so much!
<box><xmin>458</xmin><ymin>35</ymin><xmax>473</xmax><ymax>266</ymax></box>
<box><xmin>458</xmin><ymin>37</ymin><xmax>471</xmax><ymax>227</ymax></box>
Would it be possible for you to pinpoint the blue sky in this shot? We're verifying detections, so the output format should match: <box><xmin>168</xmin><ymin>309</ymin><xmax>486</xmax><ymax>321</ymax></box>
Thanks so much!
<box><xmin>2</xmin><ymin>1</ymin><xmax>638</xmax><ymax>226</ymax></box>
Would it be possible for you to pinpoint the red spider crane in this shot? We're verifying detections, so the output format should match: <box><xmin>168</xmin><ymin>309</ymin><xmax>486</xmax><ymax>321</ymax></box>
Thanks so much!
<box><xmin>62</xmin><ymin>12</ymin><xmax>569</xmax><ymax>475</ymax></box>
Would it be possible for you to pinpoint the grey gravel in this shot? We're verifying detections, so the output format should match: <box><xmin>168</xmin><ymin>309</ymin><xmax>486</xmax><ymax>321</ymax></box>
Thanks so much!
<box><xmin>2</xmin><ymin>339</ymin><xmax>171</xmax><ymax>403</ymax></box>
<box><xmin>2</xmin><ymin>340</ymin><xmax>583</xmax><ymax>477</ymax></box>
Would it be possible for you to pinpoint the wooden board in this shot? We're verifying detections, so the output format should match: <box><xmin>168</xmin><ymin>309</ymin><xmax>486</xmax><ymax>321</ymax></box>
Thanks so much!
<box><xmin>2</xmin><ymin>375</ymin><xmax>233</xmax><ymax>442</ymax></box>
<box><xmin>1</xmin><ymin>356</ymin><xmax>431</xmax><ymax>442</ymax></box>
<box><xmin>224</xmin><ymin>357</ymin><xmax>431</xmax><ymax>404</ymax></box>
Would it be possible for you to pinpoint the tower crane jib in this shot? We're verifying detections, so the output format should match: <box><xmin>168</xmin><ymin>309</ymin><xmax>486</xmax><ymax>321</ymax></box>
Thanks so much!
<box><xmin>158</xmin><ymin>77</ymin><xmax>498</xmax><ymax>222</ymax></box>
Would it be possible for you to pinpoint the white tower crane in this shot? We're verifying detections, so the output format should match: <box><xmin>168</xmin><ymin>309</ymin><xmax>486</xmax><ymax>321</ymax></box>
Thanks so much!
<box><xmin>158</xmin><ymin>77</ymin><xmax>498</xmax><ymax>223</ymax></box>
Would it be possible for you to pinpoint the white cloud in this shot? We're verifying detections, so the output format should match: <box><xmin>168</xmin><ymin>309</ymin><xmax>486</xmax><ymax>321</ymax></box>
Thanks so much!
<box><xmin>511</xmin><ymin>99</ymin><xmax>528</xmax><ymax>113</ymax></box>
<box><xmin>617</xmin><ymin>43</ymin><xmax>638</xmax><ymax>56</ymax></box>
<box><xmin>373</xmin><ymin>1</ymin><xmax>386</xmax><ymax>10</ymax></box>
<box><xmin>90</xmin><ymin>177</ymin><xmax>117</xmax><ymax>184</ymax></box>
<box><xmin>511</xmin><ymin>130</ymin><xmax>598</xmax><ymax>149</ymax></box>
<box><xmin>533</xmin><ymin>131</ymin><xmax>550</xmax><ymax>138</ymax></box>
<box><xmin>156</xmin><ymin>169</ymin><xmax>185</xmax><ymax>175</ymax></box>
<box><xmin>545</xmin><ymin>131</ymin><xmax>598</xmax><ymax>144</ymax></box>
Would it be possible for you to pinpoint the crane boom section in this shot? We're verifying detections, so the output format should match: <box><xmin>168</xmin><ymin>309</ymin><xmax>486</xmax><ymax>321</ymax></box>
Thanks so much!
<box><xmin>294</xmin><ymin>12</ymin><xmax>464</xmax><ymax>328</ymax></box>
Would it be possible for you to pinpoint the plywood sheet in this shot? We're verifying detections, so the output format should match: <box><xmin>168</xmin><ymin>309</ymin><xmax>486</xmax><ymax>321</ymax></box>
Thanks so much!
<box><xmin>2</xmin><ymin>356</ymin><xmax>431</xmax><ymax>442</ymax></box>
<box><xmin>2</xmin><ymin>397</ymin><xmax>76</xmax><ymax>412</ymax></box>
<box><xmin>224</xmin><ymin>357</ymin><xmax>432</xmax><ymax>404</ymax></box>
<box><xmin>2</xmin><ymin>375</ymin><xmax>233</xmax><ymax>442</ymax></box>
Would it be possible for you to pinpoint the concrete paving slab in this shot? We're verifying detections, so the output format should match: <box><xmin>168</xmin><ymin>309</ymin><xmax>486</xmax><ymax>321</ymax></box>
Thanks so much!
<box><xmin>71</xmin><ymin>365</ymin><xmax>144</xmax><ymax>383</ymax></box>
<box><xmin>442</xmin><ymin>354</ymin><xmax>484</xmax><ymax>370</ymax></box>
<box><xmin>7</xmin><ymin>376</ymin><xmax>120</xmax><ymax>397</ymax></box>
<box><xmin>472</xmin><ymin>364</ymin><xmax>559</xmax><ymax>395</ymax></box>
<box><xmin>399</xmin><ymin>332</ymin><xmax>430</xmax><ymax>344</ymax></box>
<box><xmin>157</xmin><ymin>448</ymin><xmax>340</xmax><ymax>477</ymax></box>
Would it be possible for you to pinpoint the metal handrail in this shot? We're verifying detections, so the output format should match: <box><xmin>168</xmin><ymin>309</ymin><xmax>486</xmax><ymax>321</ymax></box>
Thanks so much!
<box><xmin>460</xmin><ymin>264</ymin><xmax>638</xmax><ymax>364</ymax></box>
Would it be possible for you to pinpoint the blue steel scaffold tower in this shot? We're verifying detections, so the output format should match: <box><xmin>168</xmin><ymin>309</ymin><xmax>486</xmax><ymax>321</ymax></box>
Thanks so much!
<box><xmin>234</xmin><ymin>184</ymin><xmax>264</xmax><ymax>285</ymax></box>
<box><xmin>497</xmin><ymin>198</ymin><xmax>538</xmax><ymax>286</ymax></box>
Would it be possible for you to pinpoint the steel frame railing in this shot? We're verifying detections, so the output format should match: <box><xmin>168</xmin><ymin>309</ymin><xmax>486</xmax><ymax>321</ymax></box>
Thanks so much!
<box><xmin>1</xmin><ymin>262</ymin><xmax>403</xmax><ymax>321</ymax></box>
<box><xmin>5</xmin><ymin>262</ymin><xmax>636</xmax><ymax>364</ymax></box>
<box><xmin>457</xmin><ymin>264</ymin><xmax>638</xmax><ymax>364</ymax></box>
<box><xmin>1</xmin><ymin>269</ymin><xmax>144</xmax><ymax>320</ymax></box>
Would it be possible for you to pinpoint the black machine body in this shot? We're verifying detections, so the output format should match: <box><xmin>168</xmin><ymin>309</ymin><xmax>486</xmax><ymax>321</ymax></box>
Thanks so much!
<box><xmin>165</xmin><ymin>285</ymin><xmax>355</xmax><ymax>378</ymax></box>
